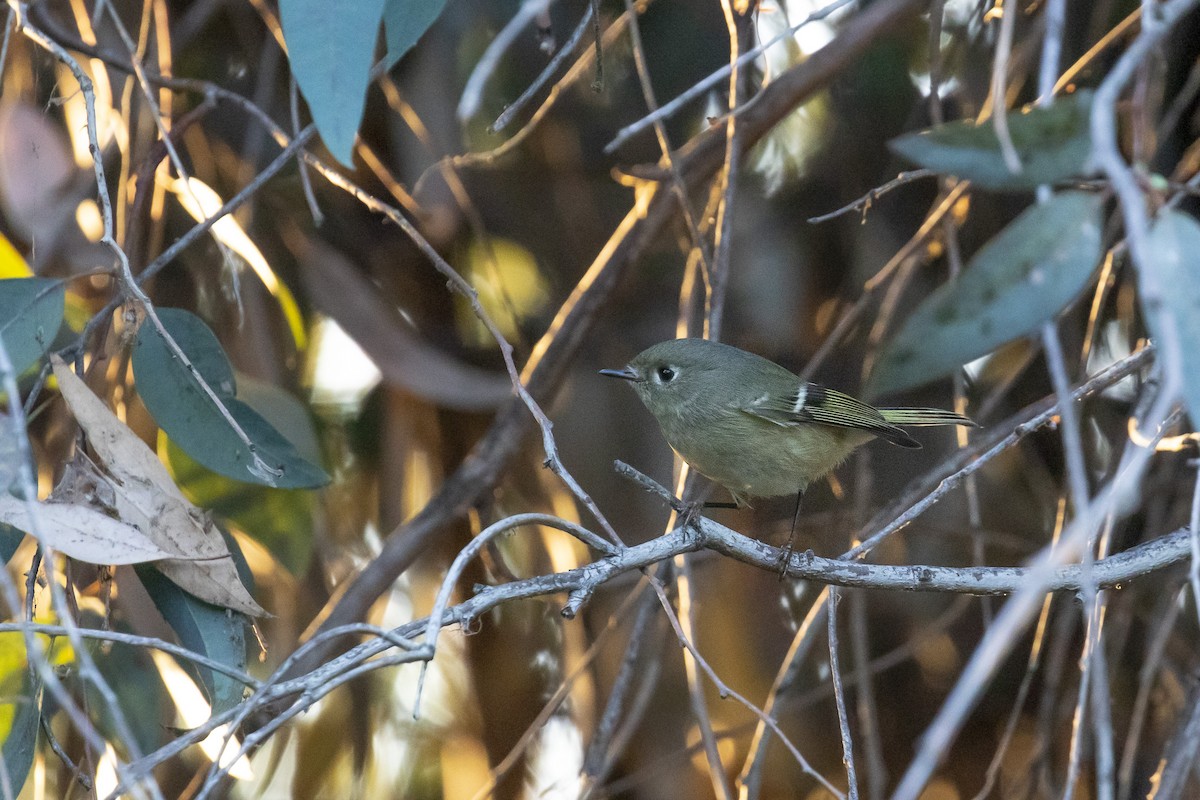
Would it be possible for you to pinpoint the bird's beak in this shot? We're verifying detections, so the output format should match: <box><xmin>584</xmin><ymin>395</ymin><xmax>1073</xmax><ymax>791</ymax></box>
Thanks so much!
<box><xmin>599</xmin><ymin>366</ymin><xmax>639</xmax><ymax>381</ymax></box>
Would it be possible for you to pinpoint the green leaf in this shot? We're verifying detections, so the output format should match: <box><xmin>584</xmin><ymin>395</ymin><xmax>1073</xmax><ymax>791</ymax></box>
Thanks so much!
<box><xmin>0</xmin><ymin>277</ymin><xmax>65</xmax><ymax>377</ymax></box>
<box><xmin>868</xmin><ymin>191</ymin><xmax>1104</xmax><ymax>397</ymax></box>
<box><xmin>0</xmin><ymin>410</ymin><xmax>24</xmax><ymax>496</ymax></box>
<box><xmin>383</xmin><ymin>0</ymin><xmax>448</xmax><ymax>68</ymax></box>
<box><xmin>280</xmin><ymin>0</ymin><xmax>388</xmax><ymax>165</ymax></box>
<box><xmin>165</xmin><ymin>375</ymin><xmax>320</xmax><ymax>575</ymax></box>
<box><xmin>136</xmin><ymin>562</ymin><xmax>248</xmax><ymax>715</ymax></box>
<box><xmin>0</xmin><ymin>524</ymin><xmax>22</xmax><ymax>564</ymax></box>
<box><xmin>1143</xmin><ymin>210</ymin><xmax>1200</xmax><ymax>424</ymax></box>
<box><xmin>889</xmin><ymin>91</ymin><xmax>1094</xmax><ymax>190</ymax></box>
<box><xmin>132</xmin><ymin>308</ymin><xmax>328</xmax><ymax>489</ymax></box>
<box><xmin>84</xmin><ymin>627</ymin><xmax>166</xmax><ymax>755</ymax></box>
<box><xmin>0</xmin><ymin>634</ymin><xmax>39</xmax><ymax>799</ymax></box>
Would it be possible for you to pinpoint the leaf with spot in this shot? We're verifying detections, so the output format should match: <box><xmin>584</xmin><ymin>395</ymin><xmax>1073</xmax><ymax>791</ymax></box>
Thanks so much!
<box><xmin>868</xmin><ymin>191</ymin><xmax>1104</xmax><ymax>397</ymax></box>
<box><xmin>1142</xmin><ymin>210</ymin><xmax>1200</xmax><ymax>424</ymax></box>
<box><xmin>889</xmin><ymin>91</ymin><xmax>1094</xmax><ymax>191</ymax></box>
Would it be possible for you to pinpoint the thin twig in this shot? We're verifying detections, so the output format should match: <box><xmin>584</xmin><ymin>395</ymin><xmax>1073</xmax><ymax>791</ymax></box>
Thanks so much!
<box><xmin>623</xmin><ymin>0</ymin><xmax>712</xmax><ymax>279</ymax></box>
<box><xmin>968</xmin><ymin>500</ymin><xmax>1068</xmax><ymax>800</ymax></box>
<box><xmin>457</xmin><ymin>0</ymin><xmax>553</xmax><ymax>122</ymax></box>
<box><xmin>645</xmin><ymin>576</ymin><xmax>845</xmax><ymax>799</ymax></box>
<box><xmin>0</xmin><ymin>623</ymin><xmax>260</xmax><ymax>686</ymax></box>
<box><xmin>676</xmin><ymin>555</ymin><xmax>734</xmax><ymax>800</ymax></box>
<box><xmin>0</xmin><ymin>338</ymin><xmax>124</xmax><ymax>793</ymax></box>
<box><xmin>807</xmin><ymin>169</ymin><xmax>936</xmax><ymax>224</ymax></box>
<box><xmin>489</xmin><ymin>1</ymin><xmax>595</xmax><ymax>132</ymax></box>
<box><xmin>708</xmin><ymin>0</ymin><xmax>744</xmax><ymax>342</ymax></box>
<box><xmin>604</xmin><ymin>0</ymin><xmax>856</xmax><ymax>153</ymax></box>
<box><xmin>827</xmin><ymin>589</ymin><xmax>860</xmax><ymax>800</ymax></box>
<box><xmin>581</xmin><ymin>582</ymin><xmax>659</xmax><ymax>777</ymax></box>
<box><xmin>989</xmin><ymin>0</ymin><xmax>1023</xmax><ymax>173</ymax></box>
<box><xmin>848</xmin><ymin>590</ymin><xmax>886</xmax><ymax>800</ymax></box>
<box><xmin>1117</xmin><ymin>584</ymin><xmax>1186</xmax><ymax>797</ymax></box>
<box><xmin>289</xmin><ymin>77</ymin><xmax>323</xmax><ymax>225</ymax></box>
<box><xmin>1192</xmin><ymin>475</ymin><xmax>1200</xmax><ymax>630</ymax></box>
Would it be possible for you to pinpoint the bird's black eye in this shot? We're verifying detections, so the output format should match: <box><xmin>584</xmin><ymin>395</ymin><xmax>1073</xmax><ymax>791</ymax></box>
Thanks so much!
<box><xmin>657</xmin><ymin>366</ymin><xmax>676</xmax><ymax>383</ymax></box>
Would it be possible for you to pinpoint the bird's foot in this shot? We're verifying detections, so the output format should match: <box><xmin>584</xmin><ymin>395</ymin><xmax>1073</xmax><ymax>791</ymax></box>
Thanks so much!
<box><xmin>775</xmin><ymin>542</ymin><xmax>795</xmax><ymax>581</ymax></box>
<box><xmin>775</xmin><ymin>528</ymin><xmax>799</xmax><ymax>581</ymax></box>
<box><xmin>676</xmin><ymin>500</ymin><xmax>706</xmax><ymax>532</ymax></box>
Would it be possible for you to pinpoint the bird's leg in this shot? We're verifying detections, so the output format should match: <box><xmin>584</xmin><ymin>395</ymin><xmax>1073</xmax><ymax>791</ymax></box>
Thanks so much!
<box><xmin>679</xmin><ymin>497</ymin><xmax>738</xmax><ymax>531</ymax></box>
<box><xmin>678</xmin><ymin>491</ymin><xmax>744</xmax><ymax>531</ymax></box>
<box><xmin>777</xmin><ymin>488</ymin><xmax>806</xmax><ymax>579</ymax></box>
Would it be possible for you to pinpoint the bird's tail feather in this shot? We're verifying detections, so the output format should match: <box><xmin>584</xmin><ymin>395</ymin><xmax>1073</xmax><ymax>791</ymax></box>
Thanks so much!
<box><xmin>877</xmin><ymin>407</ymin><xmax>977</xmax><ymax>428</ymax></box>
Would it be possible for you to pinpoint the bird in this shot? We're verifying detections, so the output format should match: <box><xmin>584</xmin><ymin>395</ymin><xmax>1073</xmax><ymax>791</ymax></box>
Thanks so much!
<box><xmin>600</xmin><ymin>338</ymin><xmax>975</xmax><ymax>557</ymax></box>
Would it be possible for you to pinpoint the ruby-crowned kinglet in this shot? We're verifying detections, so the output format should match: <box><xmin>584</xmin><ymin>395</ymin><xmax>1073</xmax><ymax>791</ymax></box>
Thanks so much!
<box><xmin>600</xmin><ymin>338</ymin><xmax>974</xmax><ymax>507</ymax></box>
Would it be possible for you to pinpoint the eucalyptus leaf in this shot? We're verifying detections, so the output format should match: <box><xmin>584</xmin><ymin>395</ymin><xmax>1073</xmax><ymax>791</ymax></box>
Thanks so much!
<box><xmin>0</xmin><ymin>494</ymin><xmax>191</xmax><ymax>564</ymax></box>
<box><xmin>383</xmin><ymin>0</ymin><xmax>448</xmax><ymax>68</ymax></box>
<box><xmin>1142</xmin><ymin>210</ymin><xmax>1200</xmax><ymax>423</ymax></box>
<box><xmin>868</xmin><ymin>191</ymin><xmax>1104</xmax><ymax>397</ymax></box>
<box><xmin>0</xmin><ymin>524</ymin><xmax>22</xmax><ymax>565</ymax></box>
<box><xmin>0</xmin><ymin>277</ymin><xmax>64</xmax><ymax>377</ymax></box>
<box><xmin>85</xmin><ymin>628</ymin><xmax>166</xmax><ymax>755</ymax></box>
<box><xmin>136</xmin><ymin>563</ymin><xmax>248</xmax><ymax>715</ymax></box>
<box><xmin>165</xmin><ymin>373</ymin><xmax>320</xmax><ymax>576</ymax></box>
<box><xmin>280</xmin><ymin>0</ymin><xmax>388</xmax><ymax>165</ymax></box>
<box><xmin>0</xmin><ymin>637</ymin><xmax>39</xmax><ymax>799</ymax></box>
<box><xmin>889</xmin><ymin>91</ymin><xmax>1094</xmax><ymax>190</ymax></box>
<box><xmin>132</xmin><ymin>309</ymin><xmax>328</xmax><ymax>489</ymax></box>
<box><xmin>0</xmin><ymin>411</ymin><xmax>22</xmax><ymax>496</ymax></box>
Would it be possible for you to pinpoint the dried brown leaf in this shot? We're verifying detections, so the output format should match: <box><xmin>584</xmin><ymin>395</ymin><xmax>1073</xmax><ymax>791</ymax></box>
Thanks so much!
<box><xmin>51</xmin><ymin>356</ymin><xmax>264</xmax><ymax>616</ymax></box>
<box><xmin>0</xmin><ymin>495</ymin><xmax>184</xmax><ymax>564</ymax></box>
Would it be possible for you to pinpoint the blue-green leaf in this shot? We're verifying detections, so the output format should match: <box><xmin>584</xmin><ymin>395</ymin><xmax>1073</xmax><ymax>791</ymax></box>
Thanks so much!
<box><xmin>0</xmin><ymin>634</ymin><xmax>40</xmax><ymax>798</ymax></box>
<box><xmin>889</xmin><ymin>91</ymin><xmax>1094</xmax><ymax>191</ymax></box>
<box><xmin>1143</xmin><ymin>210</ymin><xmax>1200</xmax><ymax>424</ymax></box>
<box><xmin>132</xmin><ymin>308</ymin><xmax>328</xmax><ymax>489</ymax></box>
<box><xmin>0</xmin><ymin>277</ymin><xmax>64</xmax><ymax>377</ymax></box>
<box><xmin>0</xmin><ymin>411</ymin><xmax>25</xmax><ymax>497</ymax></box>
<box><xmin>280</xmin><ymin>0</ymin><xmax>388</xmax><ymax>165</ymax></box>
<box><xmin>868</xmin><ymin>191</ymin><xmax>1104</xmax><ymax>397</ymax></box>
<box><xmin>0</xmin><ymin>524</ymin><xmax>22</xmax><ymax>564</ymax></box>
<box><xmin>165</xmin><ymin>374</ymin><xmax>321</xmax><ymax>576</ymax></box>
<box><xmin>383</xmin><ymin>0</ymin><xmax>448</xmax><ymax>68</ymax></box>
<box><xmin>136</xmin><ymin>559</ymin><xmax>248</xmax><ymax>716</ymax></box>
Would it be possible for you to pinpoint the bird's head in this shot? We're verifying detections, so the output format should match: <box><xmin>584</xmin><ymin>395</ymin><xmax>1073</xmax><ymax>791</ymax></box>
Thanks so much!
<box><xmin>599</xmin><ymin>338</ymin><xmax>727</xmax><ymax>418</ymax></box>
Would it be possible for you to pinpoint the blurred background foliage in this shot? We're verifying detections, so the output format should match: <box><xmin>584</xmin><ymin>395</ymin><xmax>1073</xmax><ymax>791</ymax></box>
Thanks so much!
<box><xmin>1</xmin><ymin>0</ymin><xmax>1199</xmax><ymax>798</ymax></box>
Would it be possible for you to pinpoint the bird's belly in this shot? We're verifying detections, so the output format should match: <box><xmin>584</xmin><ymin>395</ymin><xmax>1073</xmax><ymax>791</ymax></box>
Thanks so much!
<box><xmin>669</xmin><ymin>421</ymin><xmax>871</xmax><ymax>500</ymax></box>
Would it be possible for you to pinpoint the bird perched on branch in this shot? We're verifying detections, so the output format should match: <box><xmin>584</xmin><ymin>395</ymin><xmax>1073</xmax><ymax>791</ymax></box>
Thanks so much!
<box><xmin>601</xmin><ymin>338</ymin><xmax>975</xmax><ymax>557</ymax></box>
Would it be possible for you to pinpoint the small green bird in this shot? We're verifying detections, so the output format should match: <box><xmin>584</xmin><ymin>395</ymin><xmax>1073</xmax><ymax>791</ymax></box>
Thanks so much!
<box><xmin>601</xmin><ymin>339</ymin><xmax>974</xmax><ymax>546</ymax></box>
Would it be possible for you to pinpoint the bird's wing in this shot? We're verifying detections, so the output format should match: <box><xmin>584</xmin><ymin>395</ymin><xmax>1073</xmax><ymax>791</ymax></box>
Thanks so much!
<box><xmin>737</xmin><ymin>382</ymin><xmax>920</xmax><ymax>448</ymax></box>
